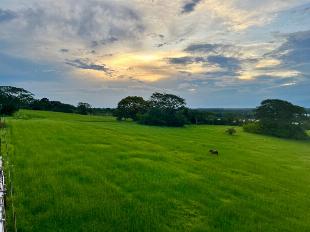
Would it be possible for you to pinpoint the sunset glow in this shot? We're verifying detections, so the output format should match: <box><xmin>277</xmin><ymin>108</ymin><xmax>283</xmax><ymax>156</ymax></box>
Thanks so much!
<box><xmin>1</xmin><ymin>0</ymin><xmax>309</xmax><ymax>107</ymax></box>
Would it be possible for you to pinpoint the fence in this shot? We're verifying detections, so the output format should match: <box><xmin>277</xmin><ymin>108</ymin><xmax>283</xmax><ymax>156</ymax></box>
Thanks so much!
<box><xmin>0</xmin><ymin>117</ymin><xmax>17</xmax><ymax>232</ymax></box>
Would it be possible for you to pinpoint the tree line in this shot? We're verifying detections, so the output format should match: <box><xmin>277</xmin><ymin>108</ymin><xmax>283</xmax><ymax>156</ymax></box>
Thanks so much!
<box><xmin>1</xmin><ymin>86</ymin><xmax>309</xmax><ymax>140</ymax></box>
<box><xmin>0</xmin><ymin>86</ymin><xmax>113</xmax><ymax>116</ymax></box>
<box><xmin>115</xmin><ymin>93</ymin><xmax>309</xmax><ymax>139</ymax></box>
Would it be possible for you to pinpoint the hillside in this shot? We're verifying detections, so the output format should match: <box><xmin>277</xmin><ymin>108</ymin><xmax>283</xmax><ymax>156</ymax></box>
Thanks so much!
<box><xmin>2</xmin><ymin>110</ymin><xmax>310</xmax><ymax>232</ymax></box>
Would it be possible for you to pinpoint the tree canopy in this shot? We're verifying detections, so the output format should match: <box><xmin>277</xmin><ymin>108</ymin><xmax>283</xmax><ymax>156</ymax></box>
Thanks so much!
<box><xmin>256</xmin><ymin>99</ymin><xmax>306</xmax><ymax>125</ymax></box>
<box><xmin>30</xmin><ymin>98</ymin><xmax>76</xmax><ymax>113</ymax></box>
<box><xmin>139</xmin><ymin>93</ymin><xmax>188</xmax><ymax>127</ymax></box>
<box><xmin>246</xmin><ymin>99</ymin><xmax>308</xmax><ymax>139</ymax></box>
<box><xmin>116</xmin><ymin>96</ymin><xmax>148</xmax><ymax>121</ymax></box>
<box><xmin>149</xmin><ymin>92</ymin><xmax>186</xmax><ymax>111</ymax></box>
<box><xmin>77</xmin><ymin>102</ymin><xmax>92</xmax><ymax>115</ymax></box>
<box><xmin>115</xmin><ymin>93</ymin><xmax>188</xmax><ymax>126</ymax></box>
<box><xmin>0</xmin><ymin>86</ymin><xmax>34</xmax><ymax>115</ymax></box>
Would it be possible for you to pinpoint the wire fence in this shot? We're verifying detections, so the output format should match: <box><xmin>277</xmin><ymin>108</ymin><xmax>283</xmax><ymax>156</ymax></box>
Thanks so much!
<box><xmin>0</xmin><ymin>153</ymin><xmax>6</xmax><ymax>232</ymax></box>
<box><xmin>0</xmin><ymin>117</ymin><xmax>17</xmax><ymax>232</ymax></box>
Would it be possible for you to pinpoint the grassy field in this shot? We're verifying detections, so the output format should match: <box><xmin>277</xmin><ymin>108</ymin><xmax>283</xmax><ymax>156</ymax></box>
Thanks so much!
<box><xmin>2</xmin><ymin>110</ymin><xmax>310</xmax><ymax>232</ymax></box>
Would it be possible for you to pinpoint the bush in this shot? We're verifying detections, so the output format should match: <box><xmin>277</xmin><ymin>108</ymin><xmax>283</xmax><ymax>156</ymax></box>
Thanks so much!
<box><xmin>270</xmin><ymin>125</ymin><xmax>308</xmax><ymax>140</ymax></box>
<box><xmin>243</xmin><ymin>122</ymin><xmax>308</xmax><ymax>140</ymax></box>
<box><xmin>0</xmin><ymin>121</ymin><xmax>5</xmax><ymax>129</ymax></box>
<box><xmin>303</xmin><ymin>120</ymin><xmax>310</xmax><ymax>130</ymax></box>
<box><xmin>226</xmin><ymin>127</ymin><xmax>236</xmax><ymax>135</ymax></box>
<box><xmin>243</xmin><ymin>122</ymin><xmax>262</xmax><ymax>134</ymax></box>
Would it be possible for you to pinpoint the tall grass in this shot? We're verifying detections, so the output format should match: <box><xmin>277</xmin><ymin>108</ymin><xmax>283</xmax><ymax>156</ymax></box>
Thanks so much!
<box><xmin>4</xmin><ymin>110</ymin><xmax>310</xmax><ymax>232</ymax></box>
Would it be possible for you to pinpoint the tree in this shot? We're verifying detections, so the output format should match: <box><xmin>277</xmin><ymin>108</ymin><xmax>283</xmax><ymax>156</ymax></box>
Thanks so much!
<box><xmin>184</xmin><ymin>109</ymin><xmax>206</xmax><ymax>125</ymax></box>
<box><xmin>115</xmin><ymin>96</ymin><xmax>148</xmax><ymax>121</ymax></box>
<box><xmin>253</xmin><ymin>99</ymin><xmax>307</xmax><ymax>139</ymax></box>
<box><xmin>149</xmin><ymin>92</ymin><xmax>186</xmax><ymax>110</ymax></box>
<box><xmin>77</xmin><ymin>102</ymin><xmax>92</xmax><ymax>115</ymax></box>
<box><xmin>30</xmin><ymin>98</ymin><xmax>76</xmax><ymax>113</ymax></box>
<box><xmin>29</xmin><ymin>98</ymin><xmax>50</xmax><ymax>110</ymax></box>
<box><xmin>140</xmin><ymin>93</ymin><xmax>188</xmax><ymax>127</ymax></box>
<box><xmin>0</xmin><ymin>86</ymin><xmax>34</xmax><ymax>115</ymax></box>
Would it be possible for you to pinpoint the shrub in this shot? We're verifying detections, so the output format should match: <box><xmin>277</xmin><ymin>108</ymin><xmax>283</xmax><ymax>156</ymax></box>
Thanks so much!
<box><xmin>0</xmin><ymin>121</ymin><xmax>5</xmax><ymax>129</ymax></box>
<box><xmin>243</xmin><ymin>122</ymin><xmax>262</xmax><ymax>134</ymax></box>
<box><xmin>226</xmin><ymin>127</ymin><xmax>236</xmax><ymax>135</ymax></box>
<box><xmin>270</xmin><ymin>125</ymin><xmax>308</xmax><ymax>140</ymax></box>
<box><xmin>303</xmin><ymin>120</ymin><xmax>310</xmax><ymax>130</ymax></box>
<box><xmin>243</xmin><ymin>122</ymin><xmax>308</xmax><ymax>140</ymax></box>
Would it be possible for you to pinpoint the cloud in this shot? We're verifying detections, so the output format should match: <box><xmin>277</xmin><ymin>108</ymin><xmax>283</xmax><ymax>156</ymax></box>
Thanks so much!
<box><xmin>182</xmin><ymin>34</ymin><xmax>309</xmax><ymax>81</ymax></box>
<box><xmin>60</xmin><ymin>49</ymin><xmax>69</xmax><ymax>53</ymax></box>
<box><xmin>184</xmin><ymin>43</ymin><xmax>237</xmax><ymax>55</ymax></box>
<box><xmin>1</xmin><ymin>0</ymin><xmax>310</xmax><ymax>107</ymax></box>
<box><xmin>181</xmin><ymin>0</ymin><xmax>202</xmax><ymax>14</ymax></box>
<box><xmin>147</xmin><ymin>33</ymin><xmax>165</xmax><ymax>39</ymax></box>
<box><xmin>207</xmin><ymin>55</ymin><xmax>240</xmax><ymax>71</ymax></box>
<box><xmin>65</xmin><ymin>59</ymin><xmax>113</xmax><ymax>75</ymax></box>
<box><xmin>0</xmin><ymin>8</ymin><xmax>17</xmax><ymax>22</ymax></box>
<box><xmin>255</xmin><ymin>59</ymin><xmax>281</xmax><ymax>69</ymax></box>
<box><xmin>265</xmin><ymin>30</ymin><xmax>310</xmax><ymax>78</ymax></box>
<box><xmin>279</xmin><ymin>82</ymin><xmax>297</xmax><ymax>87</ymax></box>
<box><xmin>167</xmin><ymin>56</ymin><xmax>205</xmax><ymax>65</ymax></box>
<box><xmin>0</xmin><ymin>0</ymin><xmax>145</xmax><ymax>61</ymax></box>
<box><xmin>167</xmin><ymin>54</ymin><xmax>241</xmax><ymax>75</ymax></box>
<box><xmin>275</xmin><ymin>30</ymin><xmax>310</xmax><ymax>65</ymax></box>
<box><xmin>47</xmin><ymin>0</ymin><xmax>144</xmax><ymax>42</ymax></box>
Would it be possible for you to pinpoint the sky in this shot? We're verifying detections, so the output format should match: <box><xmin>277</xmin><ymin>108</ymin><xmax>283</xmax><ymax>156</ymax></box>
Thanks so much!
<box><xmin>0</xmin><ymin>0</ymin><xmax>310</xmax><ymax>108</ymax></box>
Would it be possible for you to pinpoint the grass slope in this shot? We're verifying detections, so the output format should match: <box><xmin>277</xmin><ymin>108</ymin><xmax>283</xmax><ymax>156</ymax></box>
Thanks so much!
<box><xmin>3</xmin><ymin>110</ymin><xmax>310</xmax><ymax>232</ymax></box>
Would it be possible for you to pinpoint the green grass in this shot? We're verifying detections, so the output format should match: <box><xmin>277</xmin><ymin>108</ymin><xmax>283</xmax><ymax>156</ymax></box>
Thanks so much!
<box><xmin>3</xmin><ymin>110</ymin><xmax>310</xmax><ymax>232</ymax></box>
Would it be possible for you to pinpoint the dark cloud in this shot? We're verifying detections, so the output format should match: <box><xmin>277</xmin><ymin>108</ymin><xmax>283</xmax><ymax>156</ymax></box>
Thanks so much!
<box><xmin>102</xmin><ymin>37</ymin><xmax>118</xmax><ymax>44</ymax></box>
<box><xmin>181</xmin><ymin>0</ymin><xmax>202</xmax><ymax>14</ymax></box>
<box><xmin>65</xmin><ymin>59</ymin><xmax>113</xmax><ymax>75</ymax></box>
<box><xmin>185</xmin><ymin>43</ymin><xmax>235</xmax><ymax>54</ymax></box>
<box><xmin>167</xmin><ymin>56</ymin><xmax>205</xmax><ymax>65</ymax></box>
<box><xmin>148</xmin><ymin>33</ymin><xmax>165</xmax><ymax>39</ymax></box>
<box><xmin>91</xmin><ymin>37</ymin><xmax>119</xmax><ymax>47</ymax></box>
<box><xmin>0</xmin><ymin>9</ymin><xmax>17</xmax><ymax>22</ymax></box>
<box><xmin>268</xmin><ymin>30</ymin><xmax>310</xmax><ymax>76</ymax></box>
<box><xmin>159</xmin><ymin>34</ymin><xmax>165</xmax><ymax>39</ymax></box>
<box><xmin>60</xmin><ymin>49</ymin><xmax>69</xmax><ymax>53</ymax></box>
<box><xmin>168</xmin><ymin>54</ymin><xmax>240</xmax><ymax>73</ymax></box>
<box><xmin>203</xmin><ymin>71</ymin><xmax>239</xmax><ymax>78</ymax></box>
<box><xmin>91</xmin><ymin>41</ymin><xmax>99</xmax><ymax>47</ymax></box>
<box><xmin>275</xmin><ymin>30</ymin><xmax>310</xmax><ymax>64</ymax></box>
<box><xmin>207</xmin><ymin>55</ymin><xmax>241</xmax><ymax>71</ymax></box>
<box><xmin>157</xmin><ymin>43</ymin><xmax>168</xmax><ymax>48</ymax></box>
